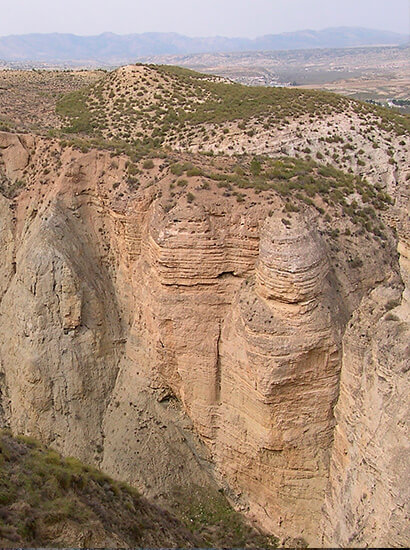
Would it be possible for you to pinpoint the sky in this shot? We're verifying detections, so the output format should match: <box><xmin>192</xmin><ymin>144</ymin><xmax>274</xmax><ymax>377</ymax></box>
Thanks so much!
<box><xmin>1</xmin><ymin>0</ymin><xmax>409</xmax><ymax>37</ymax></box>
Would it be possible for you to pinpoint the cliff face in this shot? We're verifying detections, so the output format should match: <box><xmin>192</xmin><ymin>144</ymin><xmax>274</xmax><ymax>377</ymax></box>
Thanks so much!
<box><xmin>0</xmin><ymin>130</ymin><xmax>408</xmax><ymax>546</ymax></box>
<box><xmin>322</xmin><ymin>218</ymin><xmax>409</xmax><ymax>547</ymax></box>
<box><xmin>211</xmin><ymin>214</ymin><xmax>342</xmax><ymax>540</ymax></box>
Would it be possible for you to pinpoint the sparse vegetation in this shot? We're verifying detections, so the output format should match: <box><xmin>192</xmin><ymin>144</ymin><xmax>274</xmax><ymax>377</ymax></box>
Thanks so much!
<box><xmin>143</xmin><ymin>159</ymin><xmax>155</xmax><ymax>170</ymax></box>
<box><xmin>56</xmin><ymin>90</ymin><xmax>93</xmax><ymax>133</ymax></box>
<box><xmin>0</xmin><ymin>431</ymin><xmax>278</xmax><ymax>548</ymax></box>
<box><xmin>170</xmin><ymin>485</ymin><xmax>278</xmax><ymax>549</ymax></box>
<box><xmin>55</xmin><ymin>64</ymin><xmax>410</xmax><ymax>150</ymax></box>
<box><xmin>0</xmin><ymin>430</ymin><xmax>200</xmax><ymax>547</ymax></box>
<box><xmin>0</xmin><ymin>177</ymin><xmax>26</xmax><ymax>199</ymax></box>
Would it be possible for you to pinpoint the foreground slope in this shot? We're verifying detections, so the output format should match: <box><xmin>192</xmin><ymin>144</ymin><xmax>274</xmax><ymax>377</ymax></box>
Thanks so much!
<box><xmin>0</xmin><ymin>430</ymin><xmax>200</xmax><ymax>548</ymax></box>
<box><xmin>0</xmin><ymin>429</ymin><xmax>278</xmax><ymax>549</ymax></box>
<box><xmin>0</xmin><ymin>65</ymin><xmax>409</xmax><ymax>547</ymax></box>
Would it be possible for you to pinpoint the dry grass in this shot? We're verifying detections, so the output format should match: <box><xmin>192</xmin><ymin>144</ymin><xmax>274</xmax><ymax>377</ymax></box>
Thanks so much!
<box><xmin>0</xmin><ymin>430</ymin><xmax>276</xmax><ymax>548</ymax></box>
<box><xmin>0</xmin><ymin>430</ymin><xmax>198</xmax><ymax>547</ymax></box>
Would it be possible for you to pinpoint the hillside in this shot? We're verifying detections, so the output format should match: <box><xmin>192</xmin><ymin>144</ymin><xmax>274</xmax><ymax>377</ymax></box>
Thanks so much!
<box><xmin>0</xmin><ymin>69</ymin><xmax>103</xmax><ymax>133</ymax></box>
<box><xmin>53</xmin><ymin>64</ymin><xmax>408</xmax><ymax>191</ymax></box>
<box><xmin>56</xmin><ymin>64</ymin><xmax>410</xmax><ymax>141</ymax></box>
<box><xmin>0</xmin><ymin>63</ymin><xmax>408</xmax><ymax>548</ymax></box>
<box><xmin>0</xmin><ymin>430</ymin><xmax>200</xmax><ymax>547</ymax></box>
<box><xmin>0</xmin><ymin>27</ymin><xmax>407</xmax><ymax>64</ymax></box>
<box><xmin>0</xmin><ymin>430</ymin><xmax>278</xmax><ymax>548</ymax></box>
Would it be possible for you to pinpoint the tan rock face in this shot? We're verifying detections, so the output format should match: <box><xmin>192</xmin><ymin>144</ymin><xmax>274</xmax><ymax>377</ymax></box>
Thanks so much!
<box><xmin>213</xmin><ymin>215</ymin><xmax>342</xmax><ymax>542</ymax></box>
<box><xmin>0</xmin><ymin>200</ymin><xmax>123</xmax><ymax>460</ymax></box>
<box><xmin>256</xmin><ymin>214</ymin><xmax>329</xmax><ymax>303</ymax></box>
<box><xmin>0</xmin><ymin>195</ymin><xmax>15</xmax><ymax>300</ymax></box>
<box><xmin>0</xmin><ymin>133</ymin><xmax>31</xmax><ymax>179</ymax></box>
<box><xmin>322</xmin><ymin>281</ymin><xmax>409</xmax><ymax>547</ymax></box>
<box><xmin>0</xmin><ymin>131</ymin><xmax>407</xmax><ymax>546</ymax></box>
<box><xmin>322</xmin><ymin>212</ymin><xmax>410</xmax><ymax>547</ymax></box>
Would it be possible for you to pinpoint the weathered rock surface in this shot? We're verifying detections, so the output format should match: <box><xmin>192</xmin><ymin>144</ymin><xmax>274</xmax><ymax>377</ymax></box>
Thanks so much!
<box><xmin>322</xmin><ymin>211</ymin><xmax>409</xmax><ymax>547</ymax></box>
<box><xmin>0</xmin><ymin>131</ymin><xmax>408</xmax><ymax>546</ymax></box>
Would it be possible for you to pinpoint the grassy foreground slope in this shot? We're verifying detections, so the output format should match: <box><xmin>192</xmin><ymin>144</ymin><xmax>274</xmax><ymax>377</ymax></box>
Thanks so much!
<box><xmin>0</xmin><ymin>430</ymin><xmax>200</xmax><ymax>547</ymax></box>
<box><xmin>0</xmin><ymin>431</ymin><xmax>277</xmax><ymax>548</ymax></box>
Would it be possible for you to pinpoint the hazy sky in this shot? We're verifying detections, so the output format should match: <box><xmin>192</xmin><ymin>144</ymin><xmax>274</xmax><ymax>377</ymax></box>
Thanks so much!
<box><xmin>1</xmin><ymin>0</ymin><xmax>409</xmax><ymax>37</ymax></box>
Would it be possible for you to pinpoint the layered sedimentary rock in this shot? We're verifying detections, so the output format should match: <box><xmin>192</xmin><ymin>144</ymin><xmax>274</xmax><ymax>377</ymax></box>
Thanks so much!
<box><xmin>0</xmin><ymin>131</ymin><xmax>408</xmax><ymax>546</ymax></box>
<box><xmin>322</xmin><ymin>210</ymin><xmax>410</xmax><ymax>547</ymax></box>
<box><xmin>212</xmin><ymin>215</ymin><xmax>342</xmax><ymax>541</ymax></box>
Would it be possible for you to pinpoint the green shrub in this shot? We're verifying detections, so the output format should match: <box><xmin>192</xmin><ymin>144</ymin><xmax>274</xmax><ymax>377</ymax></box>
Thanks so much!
<box><xmin>250</xmin><ymin>158</ymin><xmax>262</xmax><ymax>176</ymax></box>
<box><xmin>143</xmin><ymin>159</ymin><xmax>155</xmax><ymax>170</ymax></box>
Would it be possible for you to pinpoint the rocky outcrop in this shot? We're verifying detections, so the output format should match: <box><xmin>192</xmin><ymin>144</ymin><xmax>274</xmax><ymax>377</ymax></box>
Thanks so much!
<box><xmin>0</xmin><ymin>131</ymin><xmax>408</xmax><ymax>546</ymax></box>
<box><xmin>0</xmin><ymin>132</ymin><xmax>31</xmax><ymax>178</ymax></box>
<box><xmin>322</xmin><ymin>209</ymin><xmax>409</xmax><ymax>547</ymax></box>
<box><xmin>0</xmin><ymin>198</ymin><xmax>123</xmax><ymax>462</ymax></box>
<box><xmin>0</xmin><ymin>134</ymin><xmax>221</xmax><ymax>505</ymax></box>
<box><xmin>210</xmin><ymin>214</ymin><xmax>342</xmax><ymax>542</ymax></box>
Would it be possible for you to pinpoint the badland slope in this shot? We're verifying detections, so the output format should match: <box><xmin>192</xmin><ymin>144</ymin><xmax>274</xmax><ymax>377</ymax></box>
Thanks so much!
<box><xmin>0</xmin><ymin>64</ymin><xmax>408</xmax><ymax>547</ymax></box>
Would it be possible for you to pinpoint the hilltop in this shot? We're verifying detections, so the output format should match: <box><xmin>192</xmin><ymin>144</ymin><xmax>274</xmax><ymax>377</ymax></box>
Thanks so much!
<box><xmin>56</xmin><ymin>64</ymin><xmax>410</xmax><ymax>139</ymax></box>
<box><xmin>3</xmin><ymin>63</ymin><xmax>408</xmax><ymax>164</ymax></box>
<box><xmin>52</xmin><ymin>64</ymin><xmax>409</xmax><ymax>193</ymax></box>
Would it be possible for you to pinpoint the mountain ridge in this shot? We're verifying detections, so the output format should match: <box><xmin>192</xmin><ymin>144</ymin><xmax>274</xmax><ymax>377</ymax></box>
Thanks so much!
<box><xmin>0</xmin><ymin>27</ymin><xmax>408</xmax><ymax>64</ymax></box>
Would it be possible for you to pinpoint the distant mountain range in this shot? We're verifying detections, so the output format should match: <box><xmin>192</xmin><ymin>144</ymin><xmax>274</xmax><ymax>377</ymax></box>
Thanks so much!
<box><xmin>0</xmin><ymin>27</ymin><xmax>408</xmax><ymax>64</ymax></box>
